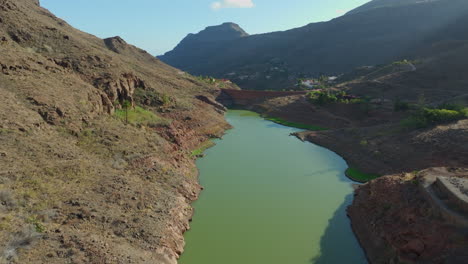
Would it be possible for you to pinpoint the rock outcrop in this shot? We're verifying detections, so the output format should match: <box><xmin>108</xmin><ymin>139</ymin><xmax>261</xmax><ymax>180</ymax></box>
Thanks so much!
<box><xmin>348</xmin><ymin>168</ymin><xmax>468</xmax><ymax>264</ymax></box>
<box><xmin>104</xmin><ymin>36</ymin><xmax>128</xmax><ymax>54</ymax></box>
<box><xmin>93</xmin><ymin>73</ymin><xmax>147</xmax><ymax>113</ymax></box>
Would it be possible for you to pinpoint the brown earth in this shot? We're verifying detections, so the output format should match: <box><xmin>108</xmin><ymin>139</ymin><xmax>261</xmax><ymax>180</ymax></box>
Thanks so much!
<box><xmin>348</xmin><ymin>168</ymin><xmax>468</xmax><ymax>264</ymax></box>
<box><xmin>0</xmin><ymin>0</ymin><xmax>232</xmax><ymax>263</ymax></box>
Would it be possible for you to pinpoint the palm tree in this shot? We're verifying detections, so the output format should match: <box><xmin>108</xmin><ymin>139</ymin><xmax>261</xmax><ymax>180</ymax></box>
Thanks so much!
<box><xmin>122</xmin><ymin>100</ymin><xmax>132</xmax><ymax>124</ymax></box>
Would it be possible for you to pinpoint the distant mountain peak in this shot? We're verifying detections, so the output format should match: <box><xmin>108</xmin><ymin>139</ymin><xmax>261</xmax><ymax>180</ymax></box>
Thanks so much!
<box><xmin>218</xmin><ymin>22</ymin><xmax>248</xmax><ymax>35</ymax></box>
<box><xmin>160</xmin><ymin>22</ymin><xmax>249</xmax><ymax>58</ymax></box>
<box><xmin>184</xmin><ymin>22</ymin><xmax>249</xmax><ymax>43</ymax></box>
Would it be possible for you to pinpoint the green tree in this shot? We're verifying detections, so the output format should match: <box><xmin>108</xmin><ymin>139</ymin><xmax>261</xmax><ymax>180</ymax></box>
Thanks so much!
<box><xmin>360</xmin><ymin>97</ymin><xmax>372</xmax><ymax>115</ymax></box>
<box><xmin>318</xmin><ymin>75</ymin><xmax>328</xmax><ymax>83</ymax></box>
<box><xmin>394</xmin><ymin>98</ymin><xmax>410</xmax><ymax>112</ymax></box>
<box><xmin>296</xmin><ymin>79</ymin><xmax>305</xmax><ymax>90</ymax></box>
<box><xmin>122</xmin><ymin>100</ymin><xmax>132</xmax><ymax>124</ymax></box>
<box><xmin>417</xmin><ymin>93</ymin><xmax>427</xmax><ymax>109</ymax></box>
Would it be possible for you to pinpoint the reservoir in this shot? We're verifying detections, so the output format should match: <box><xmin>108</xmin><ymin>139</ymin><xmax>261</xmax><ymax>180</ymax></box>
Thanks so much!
<box><xmin>179</xmin><ymin>110</ymin><xmax>367</xmax><ymax>264</ymax></box>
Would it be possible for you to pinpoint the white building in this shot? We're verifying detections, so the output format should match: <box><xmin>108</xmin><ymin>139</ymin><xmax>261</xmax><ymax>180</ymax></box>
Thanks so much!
<box><xmin>301</xmin><ymin>79</ymin><xmax>320</xmax><ymax>89</ymax></box>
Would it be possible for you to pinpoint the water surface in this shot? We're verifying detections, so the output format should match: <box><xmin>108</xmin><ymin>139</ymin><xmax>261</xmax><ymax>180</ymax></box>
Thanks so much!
<box><xmin>180</xmin><ymin>110</ymin><xmax>366</xmax><ymax>264</ymax></box>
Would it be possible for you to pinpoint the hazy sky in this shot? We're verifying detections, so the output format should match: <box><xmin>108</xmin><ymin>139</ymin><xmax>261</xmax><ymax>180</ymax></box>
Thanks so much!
<box><xmin>41</xmin><ymin>0</ymin><xmax>370</xmax><ymax>56</ymax></box>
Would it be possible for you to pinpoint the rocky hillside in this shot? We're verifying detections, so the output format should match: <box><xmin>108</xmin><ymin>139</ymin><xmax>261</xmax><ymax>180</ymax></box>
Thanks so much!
<box><xmin>348</xmin><ymin>168</ymin><xmax>468</xmax><ymax>264</ymax></box>
<box><xmin>159</xmin><ymin>0</ymin><xmax>468</xmax><ymax>90</ymax></box>
<box><xmin>0</xmin><ymin>0</ymin><xmax>230</xmax><ymax>263</ymax></box>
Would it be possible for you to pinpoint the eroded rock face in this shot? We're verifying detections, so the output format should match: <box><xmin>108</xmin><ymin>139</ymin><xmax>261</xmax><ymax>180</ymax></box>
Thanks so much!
<box><xmin>104</xmin><ymin>36</ymin><xmax>128</xmax><ymax>54</ymax></box>
<box><xmin>93</xmin><ymin>73</ymin><xmax>147</xmax><ymax>113</ymax></box>
<box><xmin>196</xmin><ymin>95</ymin><xmax>226</xmax><ymax>114</ymax></box>
<box><xmin>0</xmin><ymin>0</ymin><xmax>17</xmax><ymax>11</ymax></box>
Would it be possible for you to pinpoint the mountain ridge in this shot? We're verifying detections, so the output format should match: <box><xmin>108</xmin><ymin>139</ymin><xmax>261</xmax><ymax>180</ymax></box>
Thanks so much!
<box><xmin>159</xmin><ymin>0</ymin><xmax>468</xmax><ymax>90</ymax></box>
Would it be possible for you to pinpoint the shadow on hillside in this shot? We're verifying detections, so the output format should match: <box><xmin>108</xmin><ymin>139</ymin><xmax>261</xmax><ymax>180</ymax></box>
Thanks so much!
<box><xmin>310</xmin><ymin>194</ymin><xmax>368</xmax><ymax>264</ymax></box>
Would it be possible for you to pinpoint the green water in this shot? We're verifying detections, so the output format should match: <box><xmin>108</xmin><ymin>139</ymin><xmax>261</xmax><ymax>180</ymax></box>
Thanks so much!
<box><xmin>179</xmin><ymin>110</ymin><xmax>367</xmax><ymax>264</ymax></box>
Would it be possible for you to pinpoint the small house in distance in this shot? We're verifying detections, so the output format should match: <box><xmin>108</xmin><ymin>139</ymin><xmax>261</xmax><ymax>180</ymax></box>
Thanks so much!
<box><xmin>301</xmin><ymin>79</ymin><xmax>321</xmax><ymax>89</ymax></box>
<box><xmin>328</xmin><ymin>76</ymin><xmax>338</xmax><ymax>83</ymax></box>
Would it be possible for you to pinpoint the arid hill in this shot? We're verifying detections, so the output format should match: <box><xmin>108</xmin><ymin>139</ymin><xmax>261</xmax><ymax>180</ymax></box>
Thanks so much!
<box><xmin>0</xmin><ymin>0</ymin><xmax>233</xmax><ymax>263</ymax></box>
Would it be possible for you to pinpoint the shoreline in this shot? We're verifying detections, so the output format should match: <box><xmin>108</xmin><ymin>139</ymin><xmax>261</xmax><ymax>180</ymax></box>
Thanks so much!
<box><xmin>292</xmin><ymin>131</ymin><xmax>378</xmax><ymax>183</ymax></box>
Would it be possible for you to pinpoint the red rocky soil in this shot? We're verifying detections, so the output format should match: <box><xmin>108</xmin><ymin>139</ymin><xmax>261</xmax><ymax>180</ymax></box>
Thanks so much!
<box><xmin>348</xmin><ymin>168</ymin><xmax>468</xmax><ymax>264</ymax></box>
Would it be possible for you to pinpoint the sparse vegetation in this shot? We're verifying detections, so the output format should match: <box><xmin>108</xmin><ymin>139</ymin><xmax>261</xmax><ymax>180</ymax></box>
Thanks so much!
<box><xmin>424</xmin><ymin>108</ymin><xmax>466</xmax><ymax>123</ymax></box>
<box><xmin>392</xmin><ymin>59</ymin><xmax>417</xmax><ymax>66</ymax></box>
<box><xmin>196</xmin><ymin>76</ymin><xmax>217</xmax><ymax>84</ymax></box>
<box><xmin>191</xmin><ymin>140</ymin><xmax>215</xmax><ymax>157</ymax></box>
<box><xmin>296</xmin><ymin>79</ymin><xmax>305</xmax><ymax>90</ymax></box>
<box><xmin>115</xmin><ymin>105</ymin><xmax>168</xmax><ymax>127</ymax></box>
<box><xmin>359</xmin><ymin>139</ymin><xmax>369</xmax><ymax>147</ymax></box>
<box><xmin>401</xmin><ymin>104</ymin><xmax>467</xmax><ymax>129</ymax></box>
<box><xmin>394</xmin><ymin>99</ymin><xmax>410</xmax><ymax>112</ymax></box>
<box><xmin>438</xmin><ymin>103</ymin><xmax>468</xmax><ymax>114</ymax></box>
<box><xmin>0</xmin><ymin>128</ymin><xmax>14</xmax><ymax>135</ymax></box>
<box><xmin>121</xmin><ymin>100</ymin><xmax>132</xmax><ymax>124</ymax></box>
<box><xmin>196</xmin><ymin>76</ymin><xmax>230</xmax><ymax>88</ymax></box>
<box><xmin>26</xmin><ymin>216</ymin><xmax>46</xmax><ymax>233</ymax></box>
<box><xmin>358</xmin><ymin>97</ymin><xmax>373</xmax><ymax>115</ymax></box>
<box><xmin>307</xmin><ymin>90</ymin><xmax>339</xmax><ymax>105</ymax></box>
<box><xmin>345</xmin><ymin>167</ymin><xmax>381</xmax><ymax>182</ymax></box>
<box><xmin>265</xmin><ymin>117</ymin><xmax>327</xmax><ymax>131</ymax></box>
<box><xmin>134</xmin><ymin>88</ymin><xmax>174</xmax><ymax>108</ymax></box>
<box><xmin>307</xmin><ymin>90</ymin><xmax>361</xmax><ymax>106</ymax></box>
<box><xmin>160</xmin><ymin>94</ymin><xmax>172</xmax><ymax>106</ymax></box>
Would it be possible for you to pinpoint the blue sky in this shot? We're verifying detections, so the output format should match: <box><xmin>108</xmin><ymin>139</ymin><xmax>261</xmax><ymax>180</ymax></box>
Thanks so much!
<box><xmin>41</xmin><ymin>0</ymin><xmax>369</xmax><ymax>56</ymax></box>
